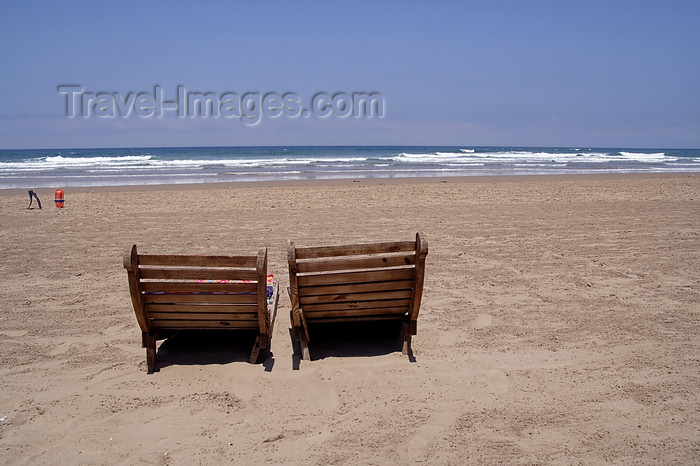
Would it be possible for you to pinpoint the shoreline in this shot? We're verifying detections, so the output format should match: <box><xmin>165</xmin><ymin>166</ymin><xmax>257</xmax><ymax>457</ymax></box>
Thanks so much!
<box><xmin>1</xmin><ymin>171</ymin><xmax>696</xmax><ymax>196</ymax></box>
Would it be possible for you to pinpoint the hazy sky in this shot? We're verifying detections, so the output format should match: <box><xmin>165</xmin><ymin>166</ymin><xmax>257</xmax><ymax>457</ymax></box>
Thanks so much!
<box><xmin>1</xmin><ymin>0</ymin><xmax>698</xmax><ymax>149</ymax></box>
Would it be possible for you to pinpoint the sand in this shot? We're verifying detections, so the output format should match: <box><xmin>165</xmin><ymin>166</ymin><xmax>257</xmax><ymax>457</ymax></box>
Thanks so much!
<box><xmin>0</xmin><ymin>173</ymin><xmax>698</xmax><ymax>464</ymax></box>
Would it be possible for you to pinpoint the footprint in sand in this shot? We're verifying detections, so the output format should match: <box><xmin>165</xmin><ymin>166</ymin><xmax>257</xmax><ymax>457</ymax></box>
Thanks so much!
<box><xmin>472</xmin><ymin>314</ymin><xmax>493</xmax><ymax>329</ymax></box>
<box><xmin>487</xmin><ymin>369</ymin><xmax>509</xmax><ymax>394</ymax></box>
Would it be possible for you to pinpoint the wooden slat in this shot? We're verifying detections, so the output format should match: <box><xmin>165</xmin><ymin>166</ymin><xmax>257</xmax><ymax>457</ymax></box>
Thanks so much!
<box><xmin>304</xmin><ymin>307</ymin><xmax>409</xmax><ymax>318</ymax></box>
<box><xmin>306</xmin><ymin>315</ymin><xmax>403</xmax><ymax>323</ymax></box>
<box><xmin>138</xmin><ymin>267</ymin><xmax>259</xmax><ymax>281</ymax></box>
<box><xmin>297</xmin><ymin>279</ymin><xmax>414</xmax><ymax>297</ymax></box>
<box><xmin>142</xmin><ymin>282</ymin><xmax>258</xmax><ymax>293</ymax></box>
<box><xmin>145</xmin><ymin>303</ymin><xmax>259</xmax><ymax>313</ymax></box>
<box><xmin>149</xmin><ymin>320</ymin><xmax>259</xmax><ymax>329</ymax></box>
<box><xmin>302</xmin><ymin>299</ymin><xmax>410</xmax><ymax>313</ymax></box>
<box><xmin>143</xmin><ymin>293</ymin><xmax>257</xmax><ymax>304</ymax></box>
<box><xmin>296</xmin><ymin>254</ymin><xmax>415</xmax><ymax>273</ymax></box>
<box><xmin>295</xmin><ymin>241</ymin><xmax>416</xmax><ymax>259</ymax></box>
<box><xmin>138</xmin><ymin>254</ymin><xmax>257</xmax><ymax>268</ymax></box>
<box><xmin>148</xmin><ymin>312</ymin><xmax>258</xmax><ymax>320</ymax></box>
<box><xmin>297</xmin><ymin>268</ymin><xmax>415</xmax><ymax>287</ymax></box>
<box><xmin>299</xmin><ymin>289</ymin><xmax>412</xmax><ymax>304</ymax></box>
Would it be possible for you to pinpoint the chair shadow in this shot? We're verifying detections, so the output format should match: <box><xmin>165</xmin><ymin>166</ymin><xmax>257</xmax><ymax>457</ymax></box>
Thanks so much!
<box><xmin>289</xmin><ymin>319</ymin><xmax>412</xmax><ymax>367</ymax></box>
<box><xmin>154</xmin><ymin>330</ymin><xmax>272</xmax><ymax>371</ymax></box>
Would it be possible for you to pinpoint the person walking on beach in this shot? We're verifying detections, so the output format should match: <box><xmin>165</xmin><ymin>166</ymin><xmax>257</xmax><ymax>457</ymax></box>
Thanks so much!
<box><xmin>27</xmin><ymin>190</ymin><xmax>42</xmax><ymax>209</ymax></box>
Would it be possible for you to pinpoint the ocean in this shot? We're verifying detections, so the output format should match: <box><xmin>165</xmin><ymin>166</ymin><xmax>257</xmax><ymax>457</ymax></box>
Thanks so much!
<box><xmin>1</xmin><ymin>146</ymin><xmax>698</xmax><ymax>189</ymax></box>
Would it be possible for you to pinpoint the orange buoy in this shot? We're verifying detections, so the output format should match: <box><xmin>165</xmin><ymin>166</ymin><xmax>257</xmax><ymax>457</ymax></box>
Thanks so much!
<box><xmin>54</xmin><ymin>189</ymin><xmax>65</xmax><ymax>208</ymax></box>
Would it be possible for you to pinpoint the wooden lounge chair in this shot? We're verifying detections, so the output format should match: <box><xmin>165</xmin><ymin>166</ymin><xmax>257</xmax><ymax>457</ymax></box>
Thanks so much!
<box><xmin>123</xmin><ymin>245</ymin><xmax>279</xmax><ymax>373</ymax></box>
<box><xmin>287</xmin><ymin>233</ymin><xmax>427</xmax><ymax>361</ymax></box>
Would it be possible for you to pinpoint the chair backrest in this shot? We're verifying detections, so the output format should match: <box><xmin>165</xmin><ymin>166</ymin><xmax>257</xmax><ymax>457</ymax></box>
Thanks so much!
<box><xmin>287</xmin><ymin>233</ymin><xmax>427</xmax><ymax>333</ymax></box>
<box><xmin>123</xmin><ymin>245</ymin><xmax>272</xmax><ymax>338</ymax></box>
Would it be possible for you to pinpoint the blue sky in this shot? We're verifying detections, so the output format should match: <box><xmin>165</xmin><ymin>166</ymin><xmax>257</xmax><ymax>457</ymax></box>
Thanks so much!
<box><xmin>0</xmin><ymin>0</ymin><xmax>698</xmax><ymax>149</ymax></box>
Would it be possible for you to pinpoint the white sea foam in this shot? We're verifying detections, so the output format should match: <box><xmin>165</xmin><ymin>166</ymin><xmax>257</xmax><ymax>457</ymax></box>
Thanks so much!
<box><xmin>618</xmin><ymin>152</ymin><xmax>671</xmax><ymax>161</ymax></box>
<box><xmin>392</xmin><ymin>150</ymin><xmax>679</xmax><ymax>165</ymax></box>
<box><xmin>45</xmin><ymin>155</ymin><xmax>153</xmax><ymax>165</ymax></box>
<box><xmin>0</xmin><ymin>155</ymin><xmax>153</xmax><ymax>172</ymax></box>
<box><xmin>0</xmin><ymin>154</ymin><xmax>375</xmax><ymax>173</ymax></box>
<box><xmin>2</xmin><ymin>146</ymin><xmax>697</xmax><ymax>189</ymax></box>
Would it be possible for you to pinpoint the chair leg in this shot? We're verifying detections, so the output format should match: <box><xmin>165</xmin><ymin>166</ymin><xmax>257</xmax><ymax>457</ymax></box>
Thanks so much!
<box><xmin>145</xmin><ymin>332</ymin><xmax>157</xmax><ymax>373</ymax></box>
<box><xmin>300</xmin><ymin>336</ymin><xmax>311</xmax><ymax>361</ymax></box>
<box><xmin>402</xmin><ymin>321</ymin><xmax>412</xmax><ymax>356</ymax></box>
<box><xmin>249</xmin><ymin>336</ymin><xmax>262</xmax><ymax>364</ymax></box>
<box><xmin>291</xmin><ymin>310</ymin><xmax>311</xmax><ymax>361</ymax></box>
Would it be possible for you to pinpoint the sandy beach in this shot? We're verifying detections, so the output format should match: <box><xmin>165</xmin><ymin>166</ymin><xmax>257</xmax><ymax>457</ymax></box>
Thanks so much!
<box><xmin>0</xmin><ymin>173</ymin><xmax>698</xmax><ymax>464</ymax></box>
